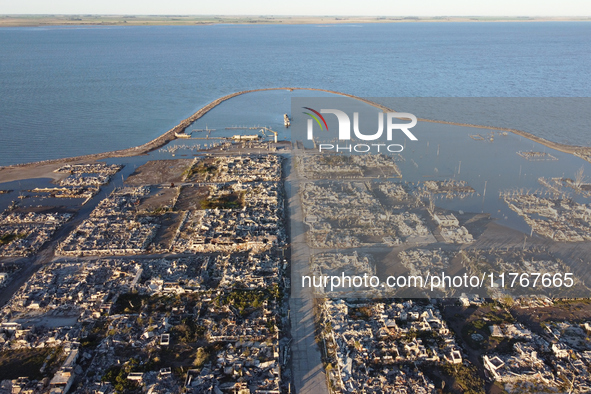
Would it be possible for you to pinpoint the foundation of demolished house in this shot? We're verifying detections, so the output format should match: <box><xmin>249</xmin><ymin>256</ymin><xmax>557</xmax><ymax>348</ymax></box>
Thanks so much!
<box><xmin>301</xmin><ymin>181</ymin><xmax>435</xmax><ymax>248</ymax></box>
<box><xmin>183</xmin><ymin>155</ymin><xmax>281</xmax><ymax>183</ymax></box>
<box><xmin>318</xmin><ymin>299</ymin><xmax>462</xmax><ymax>393</ymax></box>
<box><xmin>483</xmin><ymin>320</ymin><xmax>591</xmax><ymax>393</ymax></box>
<box><xmin>28</xmin><ymin>186</ymin><xmax>99</xmax><ymax>204</ymax></box>
<box><xmin>308</xmin><ymin>252</ymin><xmax>377</xmax><ymax>296</ymax></box>
<box><xmin>2</xmin><ymin>139</ymin><xmax>591</xmax><ymax>394</ymax></box>
<box><xmin>398</xmin><ymin>248</ymin><xmax>451</xmax><ymax>280</ymax></box>
<box><xmin>517</xmin><ymin>151</ymin><xmax>558</xmax><ymax>161</ymax></box>
<box><xmin>0</xmin><ymin>211</ymin><xmax>72</xmax><ymax>257</ymax></box>
<box><xmin>504</xmin><ymin>193</ymin><xmax>591</xmax><ymax>242</ymax></box>
<box><xmin>0</xmin><ymin>250</ymin><xmax>289</xmax><ymax>393</ymax></box>
<box><xmin>47</xmin><ymin>163</ymin><xmax>124</xmax><ymax>204</ymax></box>
<box><xmin>431</xmin><ymin>211</ymin><xmax>474</xmax><ymax>244</ymax></box>
<box><xmin>414</xmin><ymin>179</ymin><xmax>476</xmax><ymax>200</ymax></box>
<box><xmin>172</xmin><ymin>181</ymin><xmax>285</xmax><ymax>254</ymax></box>
<box><xmin>54</xmin><ymin>164</ymin><xmax>123</xmax><ymax>176</ymax></box>
<box><xmin>0</xmin><ymin>154</ymin><xmax>291</xmax><ymax>394</ymax></box>
<box><xmin>11</xmin><ymin>164</ymin><xmax>122</xmax><ymax>207</ymax></box>
<box><xmin>295</xmin><ymin>153</ymin><xmax>403</xmax><ymax>179</ymax></box>
<box><xmin>56</xmin><ymin>187</ymin><xmax>159</xmax><ymax>256</ymax></box>
<box><xmin>538</xmin><ymin>176</ymin><xmax>591</xmax><ymax>199</ymax></box>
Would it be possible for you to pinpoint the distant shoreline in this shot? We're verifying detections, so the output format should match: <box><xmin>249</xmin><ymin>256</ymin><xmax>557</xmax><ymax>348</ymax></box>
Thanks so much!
<box><xmin>0</xmin><ymin>87</ymin><xmax>590</xmax><ymax>177</ymax></box>
<box><xmin>1</xmin><ymin>15</ymin><xmax>590</xmax><ymax>27</ymax></box>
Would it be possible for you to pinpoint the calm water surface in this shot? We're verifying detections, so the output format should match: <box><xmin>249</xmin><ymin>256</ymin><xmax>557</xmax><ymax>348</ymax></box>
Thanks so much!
<box><xmin>1</xmin><ymin>23</ymin><xmax>591</xmax><ymax>166</ymax></box>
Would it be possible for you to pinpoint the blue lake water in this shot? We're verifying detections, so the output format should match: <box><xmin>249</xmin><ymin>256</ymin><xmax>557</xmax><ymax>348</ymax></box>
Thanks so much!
<box><xmin>0</xmin><ymin>93</ymin><xmax>590</xmax><ymax>238</ymax></box>
<box><xmin>1</xmin><ymin>22</ymin><xmax>591</xmax><ymax>166</ymax></box>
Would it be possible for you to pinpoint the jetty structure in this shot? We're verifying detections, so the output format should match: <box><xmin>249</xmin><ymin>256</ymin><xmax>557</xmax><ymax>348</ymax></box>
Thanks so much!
<box><xmin>1</xmin><ymin>91</ymin><xmax>591</xmax><ymax>394</ymax></box>
<box><xmin>1</xmin><ymin>87</ymin><xmax>590</xmax><ymax>172</ymax></box>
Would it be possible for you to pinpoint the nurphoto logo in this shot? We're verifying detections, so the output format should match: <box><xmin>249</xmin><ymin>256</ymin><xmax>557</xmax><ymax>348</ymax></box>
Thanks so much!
<box><xmin>303</xmin><ymin>106</ymin><xmax>418</xmax><ymax>153</ymax></box>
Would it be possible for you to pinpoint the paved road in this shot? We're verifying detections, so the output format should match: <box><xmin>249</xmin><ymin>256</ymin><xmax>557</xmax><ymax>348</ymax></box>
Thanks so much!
<box><xmin>1</xmin><ymin>151</ymin><xmax>330</xmax><ymax>394</ymax></box>
<box><xmin>285</xmin><ymin>154</ymin><xmax>329</xmax><ymax>394</ymax></box>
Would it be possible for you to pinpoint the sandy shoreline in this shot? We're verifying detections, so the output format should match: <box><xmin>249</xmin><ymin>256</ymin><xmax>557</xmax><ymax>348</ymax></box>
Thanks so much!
<box><xmin>0</xmin><ymin>87</ymin><xmax>589</xmax><ymax>183</ymax></box>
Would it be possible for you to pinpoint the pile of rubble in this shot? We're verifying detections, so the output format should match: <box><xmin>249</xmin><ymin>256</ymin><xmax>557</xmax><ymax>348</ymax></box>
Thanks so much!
<box><xmin>57</xmin><ymin>187</ymin><xmax>158</xmax><ymax>256</ymax></box>
<box><xmin>0</xmin><ymin>211</ymin><xmax>72</xmax><ymax>257</ymax></box>
<box><xmin>505</xmin><ymin>194</ymin><xmax>591</xmax><ymax>242</ymax></box>
<box><xmin>296</xmin><ymin>154</ymin><xmax>402</xmax><ymax>179</ymax></box>
<box><xmin>319</xmin><ymin>299</ymin><xmax>462</xmax><ymax>393</ymax></box>
<box><xmin>172</xmin><ymin>182</ymin><xmax>285</xmax><ymax>253</ymax></box>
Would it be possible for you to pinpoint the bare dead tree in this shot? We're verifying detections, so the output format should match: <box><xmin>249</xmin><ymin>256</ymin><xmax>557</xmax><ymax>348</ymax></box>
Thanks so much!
<box><xmin>574</xmin><ymin>166</ymin><xmax>586</xmax><ymax>188</ymax></box>
<box><xmin>428</xmin><ymin>193</ymin><xmax>435</xmax><ymax>213</ymax></box>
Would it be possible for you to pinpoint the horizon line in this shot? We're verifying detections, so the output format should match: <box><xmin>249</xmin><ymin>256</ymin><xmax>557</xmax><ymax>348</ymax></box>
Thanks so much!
<box><xmin>2</xmin><ymin>14</ymin><xmax>591</xmax><ymax>18</ymax></box>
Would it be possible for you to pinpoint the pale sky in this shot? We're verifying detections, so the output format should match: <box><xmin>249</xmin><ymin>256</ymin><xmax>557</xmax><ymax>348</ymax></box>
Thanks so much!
<box><xmin>0</xmin><ymin>0</ymin><xmax>590</xmax><ymax>16</ymax></box>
